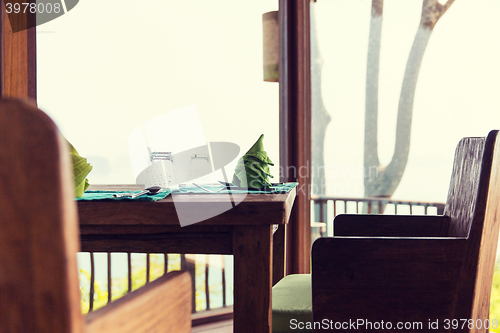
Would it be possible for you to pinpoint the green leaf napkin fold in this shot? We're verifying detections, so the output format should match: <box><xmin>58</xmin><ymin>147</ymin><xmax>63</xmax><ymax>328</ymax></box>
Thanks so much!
<box><xmin>67</xmin><ymin>140</ymin><xmax>92</xmax><ymax>198</ymax></box>
<box><xmin>232</xmin><ymin>134</ymin><xmax>274</xmax><ymax>189</ymax></box>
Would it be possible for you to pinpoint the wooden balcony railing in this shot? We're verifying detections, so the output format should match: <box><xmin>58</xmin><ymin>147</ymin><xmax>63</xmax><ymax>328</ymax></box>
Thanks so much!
<box><xmin>79</xmin><ymin>196</ymin><xmax>446</xmax><ymax>324</ymax></box>
<box><xmin>311</xmin><ymin>195</ymin><xmax>445</xmax><ymax>238</ymax></box>
<box><xmin>80</xmin><ymin>253</ymin><xmax>232</xmax><ymax>313</ymax></box>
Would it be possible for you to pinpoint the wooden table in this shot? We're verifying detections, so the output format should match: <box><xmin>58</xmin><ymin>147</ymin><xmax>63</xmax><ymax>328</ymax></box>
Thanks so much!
<box><xmin>77</xmin><ymin>185</ymin><xmax>296</xmax><ymax>333</ymax></box>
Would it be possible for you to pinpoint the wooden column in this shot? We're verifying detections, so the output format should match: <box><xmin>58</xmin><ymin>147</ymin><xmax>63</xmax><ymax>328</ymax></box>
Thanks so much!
<box><xmin>279</xmin><ymin>0</ymin><xmax>311</xmax><ymax>274</ymax></box>
<box><xmin>0</xmin><ymin>0</ymin><xmax>37</xmax><ymax>100</ymax></box>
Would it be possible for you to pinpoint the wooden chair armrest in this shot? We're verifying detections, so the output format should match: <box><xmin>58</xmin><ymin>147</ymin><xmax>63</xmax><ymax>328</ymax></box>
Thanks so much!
<box><xmin>312</xmin><ymin>237</ymin><xmax>467</xmax><ymax>326</ymax></box>
<box><xmin>85</xmin><ymin>271</ymin><xmax>192</xmax><ymax>333</ymax></box>
<box><xmin>334</xmin><ymin>214</ymin><xmax>450</xmax><ymax>237</ymax></box>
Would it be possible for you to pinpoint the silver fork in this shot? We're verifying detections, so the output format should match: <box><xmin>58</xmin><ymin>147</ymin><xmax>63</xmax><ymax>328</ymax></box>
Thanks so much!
<box><xmin>114</xmin><ymin>189</ymin><xmax>149</xmax><ymax>198</ymax></box>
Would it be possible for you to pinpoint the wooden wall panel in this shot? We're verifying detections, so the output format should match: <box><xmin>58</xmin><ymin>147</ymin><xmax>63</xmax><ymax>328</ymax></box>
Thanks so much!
<box><xmin>0</xmin><ymin>0</ymin><xmax>37</xmax><ymax>100</ymax></box>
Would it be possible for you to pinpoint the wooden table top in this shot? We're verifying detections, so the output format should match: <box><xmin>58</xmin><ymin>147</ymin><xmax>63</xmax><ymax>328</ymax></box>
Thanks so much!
<box><xmin>78</xmin><ymin>185</ymin><xmax>297</xmax><ymax>227</ymax></box>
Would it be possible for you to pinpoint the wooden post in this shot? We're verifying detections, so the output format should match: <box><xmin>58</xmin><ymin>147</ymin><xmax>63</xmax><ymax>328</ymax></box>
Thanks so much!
<box><xmin>233</xmin><ymin>225</ymin><xmax>273</xmax><ymax>333</ymax></box>
<box><xmin>279</xmin><ymin>0</ymin><xmax>312</xmax><ymax>274</ymax></box>
<box><xmin>0</xmin><ymin>0</ymin><xmax>37</xmax><ymax>100</ymax></box>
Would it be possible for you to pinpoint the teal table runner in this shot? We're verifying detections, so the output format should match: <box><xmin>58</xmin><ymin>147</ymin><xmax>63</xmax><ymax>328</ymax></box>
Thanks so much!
<box><xmin>175</xmin><ymin>182</ymin><xmax>298</xmax><ymax>194</ymax></box>
<box><xmin>76</xmin><ymin>183</ymin><xmax>298</xmax><ymax>200</ymax></box>
<box><xmin>76</xmin><ymin>189</ymin><xmax>172</xmax><ymax>201</ymax></box>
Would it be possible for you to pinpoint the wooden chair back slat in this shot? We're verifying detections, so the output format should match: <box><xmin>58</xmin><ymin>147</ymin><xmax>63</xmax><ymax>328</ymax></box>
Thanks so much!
<box><xmin>455</xmin><ymin>131</ymin><xmax>500</xmax><ymax>325</ymax></box>
<box><xmin>0</xmin><ymin>99</ymin><xmax>84</xmax><ymax>333</ymax></box>
<box><xmin>444</xmin><ymin>136</ymin><xmax>486</xmax><ymax>237</ymax></box>
<box><xmin>470</xmin><ymin>132</ymin><xmax>500</xmax><ymax>326</ymax></box>
<box><xmin>0</xmin><ymin>99</ymin><xmax>193</xmax><ymax>333</ymax></box>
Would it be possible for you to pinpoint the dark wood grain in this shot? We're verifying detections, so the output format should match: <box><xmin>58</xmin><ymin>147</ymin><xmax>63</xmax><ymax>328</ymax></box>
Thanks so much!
<box><xmin>233</xmin><ymin>225</ymin><xmax>273</xmax><ymax>333</ymax></box>
<box><xmin>312</xmin><ymin>130</ymin><xmax>500</xmax><ymax>333</ymax></box>
<box><xmin>454</xmin><ymin>132</ymin><xmax>500</xmax><ymax>328</ymax></box>
<box><xmin>312</xmin><ymin>238</ymin><xmax>466</xmax><ymax>331</ymax></box>
<box><xmin>334</xmin><ymin>214</ymin><xmax>451</xmax><ymax>237</ymax></box>
<box><xmin>80</xmin><ymin>228</ymin><xmax>233</xmax><ymax>254</ymax></box>
<box><xmin>444</xmin><ymin>137</ymin><xmax>486</xmax><ymax>238</ymax></box>
<box><xmin>273</xmin><ymin>224</ymin><xmax>287</xmax><ymax>285</ymax></box>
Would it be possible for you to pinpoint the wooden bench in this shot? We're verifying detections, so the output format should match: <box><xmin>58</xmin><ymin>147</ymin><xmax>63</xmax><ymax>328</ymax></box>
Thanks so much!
<box><xmin>312</xmin><ymin>130</ymin><xmax>500</xmax><ymax>332</ymax></box>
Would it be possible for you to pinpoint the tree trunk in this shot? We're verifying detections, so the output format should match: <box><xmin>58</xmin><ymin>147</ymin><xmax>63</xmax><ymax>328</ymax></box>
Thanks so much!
<box><xmin>364</xmin><ymin>26</ymin><xmax>432</xmax><ymax>198</ymax></box>
<box><xmin>364</xmin><ymin>0</ymin><xmax>384</xmax><ymax>193</ymax></box>
<box><xmin>363</xmin><ymin>0</ymin><xmax>455</xmax><ymax>212</ymax></box>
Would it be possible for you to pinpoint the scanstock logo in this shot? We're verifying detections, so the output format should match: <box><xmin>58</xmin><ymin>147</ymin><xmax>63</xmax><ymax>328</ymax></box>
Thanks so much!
<box><xmin>128</xmin><ymin>106</ymin><xmax>248</xmax><ymax>227</ymax></box>
<box><xmin>167</xmin><ymin>142</ymin><xmax>246</xmax><ymax>227</ymax></box>
<box><xmin>4</xmin><ymin>0</ymin><xmax>79</xmax><ymax>33</ymax></box>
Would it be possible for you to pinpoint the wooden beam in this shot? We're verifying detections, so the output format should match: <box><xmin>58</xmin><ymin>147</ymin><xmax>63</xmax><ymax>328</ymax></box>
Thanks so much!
<box><xmin>0</xmin><ymin>0</ymin><xmax>37</xmax><ymax>100</ymax></box>
<box><xmin>279</xmin><ymin>0</ymin><xmax>311</xmax><ymax>274</ymax></box>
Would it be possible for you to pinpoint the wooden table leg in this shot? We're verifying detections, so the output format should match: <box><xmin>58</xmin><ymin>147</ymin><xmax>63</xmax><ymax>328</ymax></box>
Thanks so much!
<box><xmin>273</xmin><ymin>224</ymin><xmax>287</xmax><ymax>286</ymax></box>
<box><xmin>233</xmin><ymin>225</ymin><xmax>273</xmax><ymax>333</ymax></box>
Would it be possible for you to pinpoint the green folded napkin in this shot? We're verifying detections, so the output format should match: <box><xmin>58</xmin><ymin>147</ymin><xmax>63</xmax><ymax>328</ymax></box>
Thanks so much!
<box><xmin>232</xmin><ymin>134</ymin><xmax>274</xmax><ymax>189</ymax></box>
<box><xmin>67</xmin><ymin>140</ymin><xmax>92</xmax><ymax>198</ymax></box>
<box><xmin>76</xmin><ymin>190</ymin><xmax>172</xmax><ymax>201</ymax></box>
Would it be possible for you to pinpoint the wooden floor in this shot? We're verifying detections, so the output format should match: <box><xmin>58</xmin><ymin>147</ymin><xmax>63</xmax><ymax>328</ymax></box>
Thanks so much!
<box><xmin>192</xmin><ymin>319</ymin><xmax>233</xmax><ymax>332</ymax></box>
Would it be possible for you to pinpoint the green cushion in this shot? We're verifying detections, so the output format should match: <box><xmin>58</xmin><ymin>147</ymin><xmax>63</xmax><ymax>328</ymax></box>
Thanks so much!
<box><xmin>272</xmin><ymin>274</ymin><xmax>312</xmax><ymax>333</ymax></box>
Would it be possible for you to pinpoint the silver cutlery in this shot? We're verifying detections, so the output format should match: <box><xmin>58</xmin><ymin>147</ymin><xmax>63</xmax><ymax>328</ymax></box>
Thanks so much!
<box><xmin>217</xmin><ymin>181</ymin><xmax>278</xmax><ymax>191</ymax></box>
<box><xmin>113</xmin><ymin>186</ymin><xmax>162</xmax><ymax>198</ymax></box>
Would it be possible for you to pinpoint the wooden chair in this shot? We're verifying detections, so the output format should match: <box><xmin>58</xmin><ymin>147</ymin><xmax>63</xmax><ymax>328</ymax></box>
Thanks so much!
<box><xmin>0</xmin><ymin>98</ymin><xmax>192</xmax><ymax>333</ymax></box>
<box><xmin>312</xmin><ymin>130</ymin><xmax>500</xmax><ymax>332</ymax></box>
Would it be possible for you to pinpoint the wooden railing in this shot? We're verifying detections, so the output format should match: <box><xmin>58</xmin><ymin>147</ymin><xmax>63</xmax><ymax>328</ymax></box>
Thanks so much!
<box><xmin>80</xmin><ymin>196</ymin><xmax>446</xmax><ymax>322</ymax></box>
<box><xmin>81</xmin><ymin>253</ymin><xmax>232</xmax><ymax>316</ymax></box>
<box><xmin>85</xmin><ymin>252</ymin><xmax>172</xmax><ymax>312</ymax></box>
<box><xmin>311</xmin><ymin>195</ymin><xmax>446</xmax><ymax>238</ymax></box>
